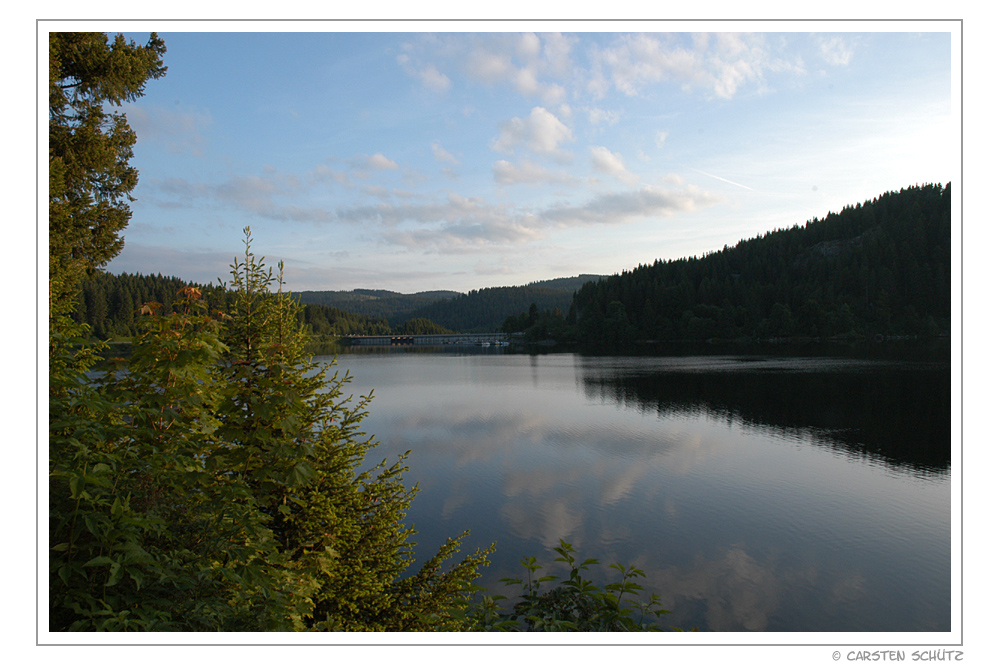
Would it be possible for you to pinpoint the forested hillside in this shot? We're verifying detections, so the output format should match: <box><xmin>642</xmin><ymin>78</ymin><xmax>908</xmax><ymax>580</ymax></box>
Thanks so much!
<box><xmin>406</xmin><ymin>284</ymin><xmax>574</xmax><ymax>333</ymax></box>
<box><xmin>526</xmin><ymin>274</ymin><xmax>605</xmax><ymax>292</ymax></box>
<box><xmin>292</xmin><ymin>289</ymin><xmax>460</xmax><ymax>324</ymax></box>
<box><xmin>564</xmin><ymin>183</ymin><xmax>950</xmax><ymax>347</ymax></box>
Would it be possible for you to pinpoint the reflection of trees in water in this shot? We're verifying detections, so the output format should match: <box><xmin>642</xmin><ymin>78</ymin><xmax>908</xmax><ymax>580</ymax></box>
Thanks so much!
<box><xmin>581</xmin><ymin>364</ymin><xmax>950</xmax><ymax>474</ymax></box>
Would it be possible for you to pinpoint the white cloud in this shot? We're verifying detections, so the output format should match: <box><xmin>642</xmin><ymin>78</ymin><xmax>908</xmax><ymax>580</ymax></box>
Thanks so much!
<box><xmin>375</xmin><ymin>197</ymin><xmax>546</xmax><ymax>251</ymax></box>
<box><xmin>337</xmin><ymin>192</ymin><xmax>499</xmax><ymax>229</ymax></box>
<box><xmin>363</xmin><ymin>184</ymin><xmax>392</xmax><ymax>199</ymax></box>
<box><xmin>590</xmin><ymin>146</ymin><xmax>639</xmax><ymax>185</ymax></box>
<box><xmin>411</xmin><ymin>227</ymin><xmax>536</xmax><ymax>251</ymax></box>
<box><xmin>147</xmin><ymin>172</ymin><xmax>338</xmax><ymax>224</ymax></box>
<box><xmin>466</xmin><ymin>41</ymin><xmax>566</xmax><ymax>105</ymax></box>
<box><xmin>542</xmin><ymin>33</ymin><xmax>576</xmax><ymax>76</ymax></box>
<box><xmin>584</xmin><ymin>107</ymin><xmax>620</xmax><ymax>126</ymax></box>
<box><xmin>432</xmin><ymin>142</ymin><xmax>460</xmax><ymax>165</ymax></box>
<box><xmin>320</xmin><ymin>181</ymin><xmax>721</xmax><ymax>253</ymax></box>
<box><xmin>517</xmin><ymin>32</ymin><xmax>541</xmax><ymax>59</ymax></box>
<box><xmin>127</xmin><ymin>104</ymin><xmax>212</xmax><ymax>156</ymax></box>
<box><xmin>492</xmin><ymin>159</ymin><xmax>579</xmax><ymax>186</ymax></box>
<box><xmin>400</xmin><ymin>33</ymin><xmax>572</xmax><ymax>105</ymax></box>
<box><xmin>491</xmin><ymin>107</ymin><xmax>574</xmax><ymax>157</ymax></box>
<box><xmin>466</xmin><ymin>49</ymin><xmax>512</xmax><ymax>84</ymax></box>
<box><xmin>364</xmin><ymin>153</ymin><xmax>399</xmax><ymax>170</ymax></box>
<box><xmin>419</xmin><ymin>64</ymin><xmax>451</xmax><ymax>92</ymax></box>
<box><xmin>397</xmin><ymin>46</ymin><xmax>453</xmax><ymax>93</ymax></box>
<box><xmin>397</xmin><ymin>32</ymin><xmax>806</xmax><ymax>109</ymax></box>
<box><xmin>541</xmin><ymin>184</ymin><xmax>723</xmax><ymax>227</ymax></box>
<box><xmin>391</xmin><ymin>188</ymin><xmax>421</xmax><ymax>200</ymax></box>
<box><xmin>818</xmin><ymin>36</ymin><xmax>853</xmax><ymax>66</ymax></box>
<box><xmin>106</xmin><ymin>244</ymin><xmax>236</xmax><ymax>286</ymax></box>
<box><xmin>586</xmin><ymin>70</ymin><xmax>609</xmax><ymax>98</ymax></box>
<box><xmin>587</xmin><ymin>33</ymin><xmax>788</xmax><ymax>100</ymax></box>
<box><xmin>311</xmin><ymin>164</ymin><xmax>352</xmax><ymax>188</ymax></box>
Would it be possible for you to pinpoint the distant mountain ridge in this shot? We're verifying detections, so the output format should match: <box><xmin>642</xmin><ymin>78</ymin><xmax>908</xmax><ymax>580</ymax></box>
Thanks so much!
<box><xmin>291</xmin><ymin>288</ymin><xmax>461</xmax><ymax>323</ymax></box>
<box><xmin>292</xmin><ymin>275</ymin><xmax>606</xmax><ymax>332</ymax></box>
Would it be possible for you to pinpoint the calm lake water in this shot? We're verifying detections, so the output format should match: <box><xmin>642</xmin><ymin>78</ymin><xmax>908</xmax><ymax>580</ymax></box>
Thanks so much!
<box><xmin>322</xmin><ymin>346</ymin><xmax>951</xmax><ymax>632</ymax></box>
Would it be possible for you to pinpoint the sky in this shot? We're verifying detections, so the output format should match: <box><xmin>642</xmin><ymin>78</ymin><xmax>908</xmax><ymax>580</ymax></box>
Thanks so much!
<box><xmin>89</xmin><ymin>23</ymin><xmax>958</xmax><ymax>295</ymax></box>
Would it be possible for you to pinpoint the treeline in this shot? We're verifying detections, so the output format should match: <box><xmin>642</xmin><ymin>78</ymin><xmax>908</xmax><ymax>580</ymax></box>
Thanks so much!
<box><xmin>501</xmin><ymin>303</ymin><xmax>573</xmax><ymax>343</ymax></box>
<box><xmin>70</xmin><ymin>272</ymin><xmax>230</xmax><ymax>339</ymax></box>
<box><xmin>525</xmin><ymin>274</ymin><xmax>605</xmax><ymax>292</ymax></box>
<box><xmin>300</xmin><ymin>302</ymin><xmax>392</xmax><ymax>337</ymax></box>
<box><xmin>393</xmin><ymin>317</ymin><xmax>454</xmax><ymax>335</ymax></box>
<box><xmin>72</xmin><ymin>271</ymin><xmax>421</xmax><ymax>340</ymax></box>
<box><xmin>293</xmin><ymin>288</ymin><xmax>460</xmax><ymax>324</ymax></box>
<box><xmin>517</xmin><ymin>184</ymin><xmax>950</xmax><ymax>347</ymax></box>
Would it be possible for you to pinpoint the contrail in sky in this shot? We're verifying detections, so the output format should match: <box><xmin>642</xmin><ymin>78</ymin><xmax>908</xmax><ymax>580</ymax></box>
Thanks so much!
<box><xmin>686</xmin><ymin>166</ymin><xmax>755</xmax><ymax>191</ymax></box>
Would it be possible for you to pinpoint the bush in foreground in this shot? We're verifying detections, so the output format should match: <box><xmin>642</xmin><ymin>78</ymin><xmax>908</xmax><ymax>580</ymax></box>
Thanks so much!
<box><xmin>49</xmin><ymin>229</ymin><xmax>492</xmax><ymax>631</ymax></box>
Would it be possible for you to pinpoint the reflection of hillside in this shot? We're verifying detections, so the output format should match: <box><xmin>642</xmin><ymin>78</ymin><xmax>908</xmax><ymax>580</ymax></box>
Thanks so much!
<box><xmin>579</xmin><ymin>361</ymin><xmax>950</xmax><ymax>474</ymax></box>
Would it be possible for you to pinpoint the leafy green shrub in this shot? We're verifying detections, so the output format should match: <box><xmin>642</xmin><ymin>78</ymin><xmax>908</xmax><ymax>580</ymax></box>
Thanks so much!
<box><xmin>468</xmin><ymin>540</ymin><xmax>691</xmax><ymax>632</ymax></box>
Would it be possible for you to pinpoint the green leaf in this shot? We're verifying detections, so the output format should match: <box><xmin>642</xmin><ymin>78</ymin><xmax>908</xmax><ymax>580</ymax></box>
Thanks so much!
<box><xmin>105</xmin><ymin>561</ymin><xmax>123</xmax><ymax>587</ymax></box>
<box><xmin>128</xmin><ymin>568</ymin><xmax>145</xmax><ymax>590</ymax></box>
<box><xmin>69</xmin><ymin>475</ymin><xmax>84</xmax><ymax>499</ymax></box>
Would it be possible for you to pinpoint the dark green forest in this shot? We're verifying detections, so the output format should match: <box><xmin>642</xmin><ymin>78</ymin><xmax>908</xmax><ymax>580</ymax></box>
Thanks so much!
<box><xmin>72</xmin><ymin>271</ymin><xmax>404</xmax><ymax>340</ymax></box>
<box><xmin>292</xmin><ymin>288</ymin><xmax>460</xmax><ymax>324</ymax></box>
<box><xmin>519</xmin><ymin>183</ymin><xmax>949</xmax><ymax>348</ymax></box>
<box><xmin>405</xmin><ymin>284</ymin><xmax>577</xmax><ymax>333</ymax></box>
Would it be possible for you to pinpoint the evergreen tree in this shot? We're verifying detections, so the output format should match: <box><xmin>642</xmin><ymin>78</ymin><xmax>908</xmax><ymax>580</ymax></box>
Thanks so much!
<box><xmin>212</xmin><ymin>230</ymin><xmax>492</xmax><ymax>630</ymax></box>
<box><xmin>49</xmin><ymin>32</ymin><xmax>166</xmax><ymax>321</ymax></box>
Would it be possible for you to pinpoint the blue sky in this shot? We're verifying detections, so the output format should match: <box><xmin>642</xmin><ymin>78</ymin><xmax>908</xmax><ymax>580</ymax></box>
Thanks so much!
<box><xmin>99</xmin><ymin>24</ymin><xmax>957</xmax><ymax>294</ymax></box>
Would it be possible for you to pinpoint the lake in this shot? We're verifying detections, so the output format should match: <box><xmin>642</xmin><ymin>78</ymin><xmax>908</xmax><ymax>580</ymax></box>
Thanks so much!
<box><xmin>321</xmin><ymin>345</ymin><xmax>952</xmax><ymax>632</ymax></box>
